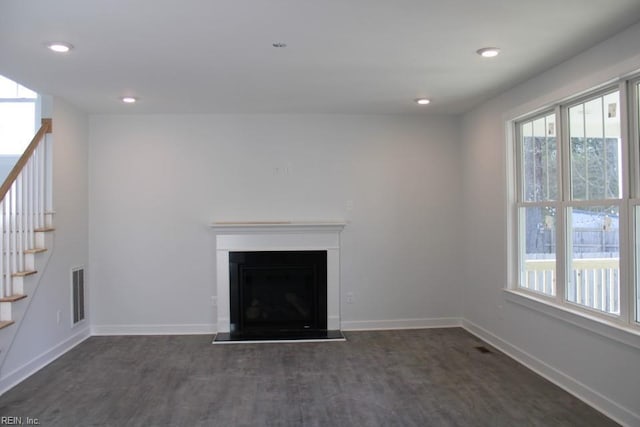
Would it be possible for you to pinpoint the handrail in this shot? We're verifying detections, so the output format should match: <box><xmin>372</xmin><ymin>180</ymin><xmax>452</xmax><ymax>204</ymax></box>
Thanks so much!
<box><xmin>0</xmin><ymin>118</ymin><xmax>52</xmax><ymax>202</ymax></box>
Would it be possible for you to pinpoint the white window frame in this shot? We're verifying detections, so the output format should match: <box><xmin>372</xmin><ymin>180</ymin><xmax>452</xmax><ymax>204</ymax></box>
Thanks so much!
<box><xmin>630</xmin><ymin>76</ymin><xmax>640</xmax><ymax>325</ymax></box>
<box><xmin>510</xmin><ymin>77</ymin><xmax>640</xmax><ymax>340</ymax></box>
<box><xmin>515</xmin><ymin>109</ymin><xmax>561</xmax><ymax>298</ymax></box>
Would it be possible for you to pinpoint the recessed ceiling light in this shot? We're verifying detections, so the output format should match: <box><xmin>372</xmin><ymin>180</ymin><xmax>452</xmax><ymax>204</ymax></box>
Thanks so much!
<box><xmin>46</xmin><ymin>42</ymin><xmax>73</xmax><ymax>53</ymax></box>
<box><xmin>120</xmin><ymin>96</ymin><xmax>137</xmax><ymax>104</ymax></box>
<box><xmin>272</xmin><ymin>42</ymin><xmax>287</xmax><ymax>48</ymax></box>
<box><xmin>476</xmin><ymin>47</ymin><xmax>500</xmax><ymax>58</ymax></box>
<box><xmin>415</xmin><ymin>98</ymin><xmax>431</xmax><ymax>105</ymax></box>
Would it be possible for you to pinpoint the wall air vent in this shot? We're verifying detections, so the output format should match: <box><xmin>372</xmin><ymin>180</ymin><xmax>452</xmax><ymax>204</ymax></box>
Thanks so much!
<box><xmin>72</xmin><ymin>267</ymin><xmax>85</xmax><ymax>324</ymax></box>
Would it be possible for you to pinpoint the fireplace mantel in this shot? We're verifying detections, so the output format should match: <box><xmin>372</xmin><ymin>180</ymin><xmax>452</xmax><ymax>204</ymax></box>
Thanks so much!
<box><xmin>210</xmin><ymin>221</ymin><xmax>346</xmax><ymax>333</ymax></box>
<box><xmin>211</xmin><ymin>221</ymin><xmax>347</xmax><ymax>233</ymax></box>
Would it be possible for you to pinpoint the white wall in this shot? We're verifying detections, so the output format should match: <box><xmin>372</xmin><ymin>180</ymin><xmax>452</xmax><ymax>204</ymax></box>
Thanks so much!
<box><xmin>88</xmin><ymin>114</ymin><xmax>463</xmax><ymax>333</ymax></box>
<box><xmin>461</xmin><ymin>22</ymin><xmax>640</xmax><ymax>425</ymax></box>
<box><xmin>1</xmin><ymin>97</ymin><xmax>90</xmax><ymax>388</ymax></box>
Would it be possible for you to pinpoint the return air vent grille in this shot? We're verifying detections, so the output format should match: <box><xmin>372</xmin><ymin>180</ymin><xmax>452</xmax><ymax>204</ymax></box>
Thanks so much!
<box><xmin>72</xmin><ymin>267</ymin><xmax>85</xmax><ymax>324</ymax></box>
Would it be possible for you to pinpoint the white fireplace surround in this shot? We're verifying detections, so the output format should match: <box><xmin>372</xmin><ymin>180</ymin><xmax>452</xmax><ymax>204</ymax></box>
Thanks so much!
<box><xmin>210</xmin><ymin>221</ymin><xmax>346</xmax><ymax>333</ymax></box>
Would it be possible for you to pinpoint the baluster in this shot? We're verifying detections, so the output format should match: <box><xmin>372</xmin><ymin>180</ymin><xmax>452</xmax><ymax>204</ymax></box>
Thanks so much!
<box><xmin>612</xmin><ymin>267</ymin><xmax>616</xmax><ymax>313</ymax></box>
<box><xmin>26</xmin><ymin>160</ymin><xmax>33</xmax><ymax>248</ymax></box>
<box><xmin>608</xmin><ymin>267</ymin><xmax>612</xmax><ymax>312</ymax></box>
<box><xmin>10</xmin><ymin>186</ymin><xmax>17</xmax><ymax>281</ymax></box>
<box><xmin>591</xmin><ymin>269</ymin><xmax>595</xmax><ymax>308</ymax></box>
<box><xmin>537</xmin><ymin>270</ymin><xmax>542</xmax><ymax>293</ymax></box>
<box><xmin>38</xmin><ymin>144</ymin><xmax>45</xmax><ymax>228</ymax></box>
<box><xmin>607</xmin><ymin>268</ymin><xmax>613</xmax><ymax>313</ymax></box>
<box><xmin>31</xmin><ymin>154</ymin><xmax>37</xmax><ymax>239</ymax></box>
<box><xmin>598</xmin><ymin>268</ymin><xmax>605</xmax><ymax>312</ymax></box>
<box><xmin>45</xmin><ymin>134</ymin><xmax>53</xmax><ymax>214</ymax></box>
<box><xmin>4</xmin><ymin>197</ymin><xmax>10</xmax><ymax>297</ymax></box>
<box><xmin>590</xmin><ymin>269</ymin><xmax>596</xmax><ymax>309</ymax></box>
<box><xmin>585</xmin><ymin>269</ymin><xmax>591</xmax><ymax>307</ymax></box>
<box><xmin>16</xmin><ymin>174</ymin><xmax>23</xmax><ymax>272</ymax></box>
<box><xmin>36</xmin><ymin>149</ymin><xmax>41</xmax><ymax>229</ymax></box>
<box><xmin>576</xmin><ymin>270</ymin><xmax>582</xmax><ymax>305</ymax></box>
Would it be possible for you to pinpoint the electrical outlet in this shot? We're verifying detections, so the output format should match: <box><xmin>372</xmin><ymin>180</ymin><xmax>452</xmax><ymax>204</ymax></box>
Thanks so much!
<box><xmin>346</xmin><ymin>200</ymin><xmax>354</xmax><ymax>211</ymax></box>
<box><xmin>211</xmin><ymin>296</ymin><xmax>217</xmax><ymax>307</ymax></box>
<box><xmin>346</xmin><ymin>292</ymin><xmax>354</xmax><ymax>304</ymax></box>
<box><xmin>56</xmin><ymin>310</ymin><xmax>61</xmax><ymax>324</ymax></box>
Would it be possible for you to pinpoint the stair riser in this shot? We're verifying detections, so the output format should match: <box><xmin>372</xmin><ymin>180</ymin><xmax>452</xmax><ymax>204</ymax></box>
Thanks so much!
<box><xmin>45</xmin><ymin>212</ymin><xmax>54</xmax><ymax>228</ymax></box>
<box><xmin>11</xmin><ymin>277</ymin><xmax>25</xmax><ymax>295</ymax></box>
<box><xmin>0</xmin><ymin>298</ymin><xmax>28</xmax><ymax>324</ymax></box>
<box><xmin>0</xmin><ymin>302</ymin><xmax>12</xmax><ymax>321</ymax></box>
<box><xmin>25</xmin><ymin>253</ymin><xmax>35</xmax><ymax>271</ymax></box>
<box><xmin>35</xmin><ymin>232</ymin><xmax>46</xmax><ymax>249</ymax></box>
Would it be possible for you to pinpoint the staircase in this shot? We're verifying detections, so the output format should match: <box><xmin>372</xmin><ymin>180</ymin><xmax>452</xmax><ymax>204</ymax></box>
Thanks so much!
<box><xmin>0</xmin><ymin>119</ymin><xmax>53</xmax><ymax>367</ymax></box>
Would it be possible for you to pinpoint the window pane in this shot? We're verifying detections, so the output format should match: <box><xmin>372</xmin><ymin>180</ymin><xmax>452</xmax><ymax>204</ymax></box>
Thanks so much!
<box><xmin>0</xmin><ymin>102</ymin><xmax>36</xmax><ymax>155</ymax></box>
<box><xmin>567</xmin><ymin>206</ymin><xmax>619</xmax><ymax>315</ymax></box>
<box><xmin>569</xmin><ymin>92</ymin><xmax>621</xmax><ymax>200</ymax></box>
<box><xmin>636</xmin><ymin>206</ymin><xmax>640</xmax><ymax>323</ymax></box>
<box><xmin>520</xmin><ymin>114</ymin><xmax>557</xmax><ymax>202</ymax></box>
<box><xmin>519</xmin><ymin>206</ymin><xmax>556</xmax><ymax>296</ymax></box>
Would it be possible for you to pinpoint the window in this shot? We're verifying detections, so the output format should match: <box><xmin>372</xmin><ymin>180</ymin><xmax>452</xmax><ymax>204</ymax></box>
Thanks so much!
<box><xmin>0</xmin><ymin>75</ymin><xmax>37</xmax><ymax>155</ymax></box>
<box><xmin>514</xmin><ymin>79</ymin><xmax>640</xmax><ymax>329</ymax></box>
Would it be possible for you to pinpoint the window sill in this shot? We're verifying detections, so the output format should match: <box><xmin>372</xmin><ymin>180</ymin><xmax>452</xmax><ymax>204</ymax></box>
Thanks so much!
<box><xmin>503</xmin><ymin>289</ymin><xmax>640</xmax><ymax>350</ymax></box>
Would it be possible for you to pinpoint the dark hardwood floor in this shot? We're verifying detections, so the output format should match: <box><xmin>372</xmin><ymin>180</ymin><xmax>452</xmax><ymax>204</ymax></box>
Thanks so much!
<box><xmin>0</xmin><ymin>328</ymin><xmax>618</xmax><ymax>426</ymax></box>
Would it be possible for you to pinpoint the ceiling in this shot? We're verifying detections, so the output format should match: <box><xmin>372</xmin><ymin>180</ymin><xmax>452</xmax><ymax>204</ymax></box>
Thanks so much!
<box><xmin>2</xmin><ymin>0</ymin><xmax>640</xmax><ymax>115</ymax></box>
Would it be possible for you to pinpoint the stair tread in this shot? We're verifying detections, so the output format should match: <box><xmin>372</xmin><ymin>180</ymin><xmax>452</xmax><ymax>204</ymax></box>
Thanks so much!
<box><xmin>0</xmin><ymin>320</ymin><xmax>15</xmax><ymax>330</ymax></box>
<box><xmin>24</xmin><ymin>248</ymin><xmax>47</xmax><ymax>254</ymax></box>
<box><xmin>12</xmin><ymin>270</ymin><xmax>37</xmax><ymax>277</ymax></box>
<box><xmin>34</xmin><ymin>227</ymin><xmax>55</xmax><ymax>232</ymax></box>
<box><xmin>0</xmin><ymin>294</ymin><xmax>27</xmax><ymax>302</ymax></box>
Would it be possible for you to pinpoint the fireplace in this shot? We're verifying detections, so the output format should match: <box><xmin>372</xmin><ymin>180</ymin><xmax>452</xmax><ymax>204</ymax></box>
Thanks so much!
<box><xmin>211</xmin><ymin>221</ymin><xmax>345</xmax><ymax>342</ymax></box>
<box><xmin>229</xmin><ymin>251</ymin><xmax>327</xmax><ymax>339</ymax></box>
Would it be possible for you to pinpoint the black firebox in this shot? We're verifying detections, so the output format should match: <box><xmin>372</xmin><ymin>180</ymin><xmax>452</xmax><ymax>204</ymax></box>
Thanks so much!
<box><xmin>221</xmin><ymin>250</ymin><xmax>338</xmax><ymax>341</ymax></box>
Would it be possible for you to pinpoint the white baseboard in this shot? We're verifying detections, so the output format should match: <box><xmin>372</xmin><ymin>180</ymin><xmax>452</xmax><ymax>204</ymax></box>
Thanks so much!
<box><xmin>93</xmin><ymin>319</ymin><xmax>462</xmax><ymax>335</ymax></box>
<box><xmin>461</xmin><ymin>319</ymin><xmax>640</xmax><ymax>427</ymax></box>
<box><xmin>342</xmin><ymin>317</ymin><xmax>462</xmax><ymax>331</ymax></box>
<box><xmin>0</xmin><ymin>327</ymin><xmax>91</xmax><ymax>396</ymax></box>
<box><xmin>91</xmin><ymin>323</ymin><xmax>216</xmax><ymax>336</ymax></box>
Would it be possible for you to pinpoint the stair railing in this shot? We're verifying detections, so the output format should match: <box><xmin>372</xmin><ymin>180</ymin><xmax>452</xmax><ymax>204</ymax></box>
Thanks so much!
<box><xmin>0</xmin><ymin>118</ymin><xmax>52</xmax><ymax>299</ymax></box>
